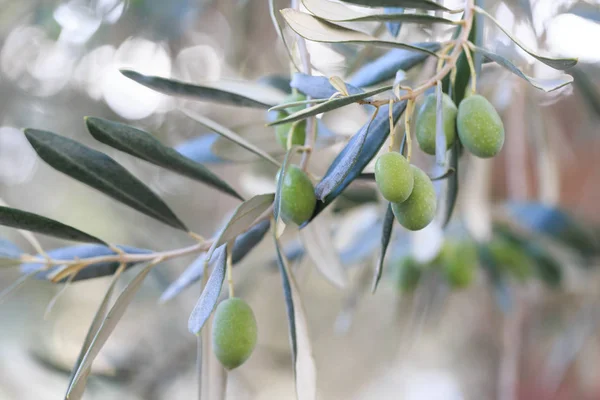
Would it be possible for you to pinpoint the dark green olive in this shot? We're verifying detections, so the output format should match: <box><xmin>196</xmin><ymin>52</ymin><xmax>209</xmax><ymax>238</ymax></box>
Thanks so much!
<box><xmin>391</xmin><ymin>166</ymin><xmax>437</xmax><ymax>231</ymax></box>
<box><xmin>456</xmin><ymin>94</ymin><xmax>505</xmax><ymax>158</ymax></box>
<box><xmin>374</xmin><ymin>152</ymin><xmax>414</xmax><ymax>203</ymax></box>
<box><xmin>278</xmin><ymin>165</ymin><xmax>316</xmax><ymax>225</ymax></box>
<box><xmin>212</xmin><ymin>298</ymin><xmax>258</xmax><ymax>370</ymax></box>
<box><xmin>415</xmin><ymin>93</ymin><xmax>458</xmax><ymax>155</ymax></box>
<box><xmin>275</xmin><ymin>119</ymin><xmax>306</xmax><ymax>149</ymax></box>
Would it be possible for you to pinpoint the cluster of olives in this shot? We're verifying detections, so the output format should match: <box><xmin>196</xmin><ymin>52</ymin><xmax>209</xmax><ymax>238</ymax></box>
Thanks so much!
<box><xmin>274</xmin><ymin>92</ymin><xmax>308</xmax><ymax>149</ymax></box>
<box><xmin>396</xmin><ymin>239</ymin><xmax>479</xmax><ymax>292</ymax></box>
<box><xmin>375</xmin><ymin>92</ymin><xmax>505</xmax><ymax>231</ymax></box>
<box><xmin>212</xmin><ymin>297</ymin><xmax>258</xmax><ymax>370</ymax></box>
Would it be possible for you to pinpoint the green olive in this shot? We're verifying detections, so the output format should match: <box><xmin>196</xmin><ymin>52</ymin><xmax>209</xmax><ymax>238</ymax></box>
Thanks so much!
<box><xmin>278</xmin><ymin>165</ymin><xmax>316</xmax><ymax>225</ymax></box>
<box><xmin>487</xmin><ymin>238</ymin><xmax>532</xmax><ymax>282</ymax></box>
<box><xmin>374</xmin><ymin>152</ymin><xmax>414</xmax><ymax>203</ymax></box>
<box><xmin>396</xmin><ymin>256</ymin><xmax>422</xmax><ymax>292</ymax></box>
<box><xmin>283</xmin><ymin>92</ymin><xmax>307</xmax><ymax>114</ymax></box>
<box><xmin>391</xmin><ymin>166</ymin><xmax>437</xmax><ymax>231</ymax></box>
<box><xmin>441</xmin><ymin>240</ymin><xmax>478</xmax><ymax>289</ymax></box>
<box><xmin>211</xmin><ymin>298</ymin><xmax>258</xmax><ymax>370</ymax></box>
<box><xmin>456</xmin><ymin>94</ymin><xmax>505</xmax><ymax>158</ymax></box>
<box><xmin>275</xmin><ymin>119</ymin><xmax>306</xmax><ymax>149</ymax></box>
<box><xmin>415</xmin><ymin>93</ymin><xmax>458</xmax><ymax>155</ymax></box>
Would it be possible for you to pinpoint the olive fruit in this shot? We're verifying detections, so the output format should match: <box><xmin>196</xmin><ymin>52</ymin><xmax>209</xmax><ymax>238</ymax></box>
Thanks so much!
<box><xmin>212</xmin><ymin>298</ymin><xmax>258</xmax><ymax>370</ymax></box>
<box><xmin>487</xmin><ymin>238</ymin><xmax>532</xmax><ymax>282</ymax></box>
<box><xmin>396</xmin><ymin>256</ymin><xmax>422</xmax><ymax>293</ymax></box>
<box><xmin>278</xmin><ymin>165</ymin><xmax>316</xmax><ymax>225</ymax></box>
<box><xmin>282</xmin><ymin>92</ymin><xmax>307</xmax><ymax>114</ymax></box>
<box><xmin>441</xmin><ymin>240</ymin><xmax>478</xmax><ymax>289</ymax></box>
<box><xmin>415</xmin><ymin>93</ymin><xmax>458</xmax><ymax>155</ymax></box>
<box><xmin>374</xmin><ymin>152</ymin><xmax>414</xmax><ymax>203</ymax></box>
<box><xmin>391</xmin><ymin>166</ymin><xmax>437</xmax><ymax>231</ymax></box>
<box><xmin>275</xmin><ymin>118</ymin><xmax>306</xmax><ymax>149</ymax></box>
<box><xmin>456</xmin><ymin>94</ymin><xmax>505</xmax><ymax>158</ymax></box>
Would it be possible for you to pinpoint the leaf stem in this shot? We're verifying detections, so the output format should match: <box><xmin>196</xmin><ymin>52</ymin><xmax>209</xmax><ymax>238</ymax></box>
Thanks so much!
<box><xmin>405</xmin><ymin>99</ymin><xmax>415</xmax><ymax>163</ymax></box>
<box><xmin>462</xmin><ymin>43</ymin><xmax>477</xmax><ymax>94</ymax></box>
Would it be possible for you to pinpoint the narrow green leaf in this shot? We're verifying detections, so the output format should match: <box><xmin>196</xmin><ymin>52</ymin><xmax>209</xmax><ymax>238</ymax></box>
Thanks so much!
<box><xmin>341</xmin><ymin>0</ymin><xmax>452</xmax><ymax>11</ymax></box>
<box><xmin>65</xmin><ymin>264</ymin><xmax>127</xmax><ymax>400</ymax></box>
<box><xmin>207</xmin><ymin>193</ymin><xmax>274</xmax><ymax>260</ymax></box>
<box><xmin>300</xmin><ymin>218</ymin><xmax>348</xmax><ymax>288</ymax></box>
<box><xmin>474</xmin><ymin>47</ymin><xmax>573</xmax><ymax>92</ymax></box>
<box><xmin>273</xmin><ymin>236</ymin><xmax>317</xmax><ymax>400</ymax></box>
<box><xmin>281</xmin><ymin>9</ymin><xmax>438</xmax><ymax>56</ymax></box>
<box><xmin>268</xmin><ymin>85</ymin><xmax>393</xmax><ymax>126</ymax></box>
<box><xmin>25</xmin><ymin>129</ymin><xmax>186</xmax><ymax>231</ymax></box>
<box><xmin>120</xmin><ymin>70</ymin><xmax>277</xmax><ymax>108</ymax></box>
<box><xmin>571</xmin><ymin>66</ymin><xmax>600</xmax><ymax>117</ymax></box>
<box><xmin>303</xmin><ymin>0</ymin><xmax>456</xmax><ymax>24</ymax></box>
<box><xmin>443</xmin><ymin>141</ymin><xmax>459</xmax><ymax>227</ymax></box>
<box><xmin>85</xmin><ymin>117</ymin><xmax>242</xmax><ymax>201</ymax></box>
<box><xmin>0</xmin><ymin>206</ymin><xmax>104</xmax><ymax>244</ymax></box>
<box><xmin>372</xmin><ymin>204</ymin><xmax>394</xmax><ymax>293</ymax></box>
<box><xmin>475</xmin><ymin>6</ymin><xmax>577</xmax><ymax>70</ymax></box>
<box><xmin>181</xmin><ymin>108</ymin><xmax>281</xmax><ymax>167</ymax></box>
<box><xmin>67</xmin><ymin>262</ymin><xmax>155</xmax><ymax>398</ymax></box>
<box><xmin>188</xmin><ymin>248</ymin><xmax>227</xmax><ymax>335</ymax></box>
<box><xmin>269</xmin><ymin>0</ymin><xmax>302</xmax><ymax>73</ymax></box>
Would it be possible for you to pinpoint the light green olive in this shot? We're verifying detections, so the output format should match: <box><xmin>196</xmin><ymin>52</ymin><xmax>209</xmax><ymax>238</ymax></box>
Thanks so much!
<box><xmin>415</xmin><ymin>93</ymin><xmax>458</xmax><ymax>155</ymax></box>
<box><xmin>391</xmin><ymin>166</ymin><xmax>437</xmax><ymax>231</ymax></box>
<box><xmin>440</xmin><ymin>240</ymin><xmax>478</xmax><ymax>289</ymax></box>
<box><xmin>276</xmin><ymin>119</ymin><xmax>306</xmax><ymax>149</ymax></box>
<box><xmin>283</xmin><ymin>92</ymin><xmax>307</xmax><ymax>114</ymax></box>
<box><xmin>278</xmin><ymin>165</ymin><xmax>316</xmax><ymax>225</ymax></box>
<box><xmin>212</xmin><ymin>298</ymin><xmax>258</xmax><ymax>370</ymax></box>
<box><xmin>374</xmin><ymin>152</ymin><xmax>414</xmax><ymax>203</ymax></box>
<box><xmin>457</xmin><ymin>94</ymin><xmax>505</xmax><ymax>158</ymax></box>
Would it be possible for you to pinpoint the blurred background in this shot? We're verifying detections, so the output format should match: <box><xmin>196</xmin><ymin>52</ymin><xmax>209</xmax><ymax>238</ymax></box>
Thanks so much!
<box><xmin>0</xmin><ymin>0</ymin><xmax>598</xmax><ymax>399</ymax></box>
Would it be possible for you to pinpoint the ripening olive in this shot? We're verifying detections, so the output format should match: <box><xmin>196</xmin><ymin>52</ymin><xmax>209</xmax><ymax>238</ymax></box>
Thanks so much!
<box><xmin>441</xmin><ymin>240</ymin><xmax>478</xmax><ymax>289</ymax></box>
<box><xmin>415</xmin><ymin>93</ymin><xmax>458</xmax><ymax>155</ymax></box>
<box><xmin>391</xmin><ymin>166</ymin><xmax>437</xmax><ymax>231</ymax></box>
<box><xmin>275</xmin><ymin>119</ymin><xmax>306</xmax><ymax>149</ymax></box>
<box><xmin>212</xmin><ymin>298</ymin><xmax>258</xmax><ymax>370</ymax></box>
<box><xmin>374</xmin><ymin>152</ymin><xmax>414</xmax><ymax>203</ymax></box>
<box><xmin>456</xmin><ymin>94</ymin><xmax>505</xmax><ymax>158</ymax></box>
<box><xmin>278</xmin><ymin>165</ymin><xmax>316</xmax><ymax>225</ymax></box>
<box><xmin>396</xmin><ymin>256</ymin><xmax>422</xmax><ymax>293</ymax></box>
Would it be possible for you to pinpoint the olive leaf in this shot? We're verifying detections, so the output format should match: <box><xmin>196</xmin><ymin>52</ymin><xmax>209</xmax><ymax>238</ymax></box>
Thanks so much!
<box><xmin>475</xmin><ymin>7</ymin><xmax>577</xmax><ymax>70</ymax></box>
<box><xmin>300</xmin><ymin>218</ymin><xmax>348</xmax><ymax>288</ymax></box>
<box><xmin>85</xmin><ymin>117</ymin><xmax>243</xmax><ymax>200</ymax></box>
<box><xmin>0</xmin><ymin>239</ymin><xmax>23</xmax><ymax>267</ymax></box>
<box><xmin>314</xmin><ymin>107</ymin><xmax>379</xmax><ymax>200</ymax></box>
<box><xmin>175</xmin><ymin>134</ymin><xmax>228</xmax><ymax>164</ymax></box>
<box><xmin>207</xmin><ymin>193</ymin><xmax>274</xmax><ymax>260</ymax></box>
<box><xmin>21</xmin><ymin>245</ymin><xmax>152</xmax><ymax>282</ymax></box>
<box><xmin>268</xmin><ymin>85</ymin><xmax>393</xmax><ymax>126</ymax></box>
<box><xmin>25</xmin><ymin>129</ymin><xmax>187</xmax><ymax>231</ymax></box>
<box><xmin>290</xmin><ymin>73</ymin><xmax>363</xmax><ymax>99</ymax></box>
<box><xmin>65</xmin><ymin>263</ymin><xmax>128</xmax><ymax>400</ymax></box>
<box><xmin>181</xmin><ymin>107</ymin><xmax>281</xmax><ymax>167</ymax></box>
<box><xmin>572</xmin><ymin>65</ymin><xmax>600</xmax><ymax>118</ymax></box>
<box><xmin>385</xmin><ymin>7</ymin><xmax>404</xmax><ymax>37</ymax></box>
<box><xmin>372</xmin><ymin>203</ymin><xmax>394</xmax><ymax>293</ymax></box>
<box><xmin>67</xmin><ymin>262</ymin><xmax>157</xmax><ymax>399</ymax></box>
<box><xmin>474</xmin><ymin>47</ymin><xmax>573</xmax><ymax>92</ymax></box>
<box><xmin>349</xmin><ymin>43</ymin><xmax>441</xmax><ymax>87</ymax></box>
<box><xmin>477</xmin><ymin>243</ymin><xmax>513</xmax><ymax>313</ymax></box>
<box><xmin>303</xmin><ymin>0</ymin><xmax>456</xmax><ymax>24</ymax></box>
<box><xmin>340</xmin><ymin>0</ymin><xmax>452</xmax><ymax>11</ymax></box>
<box><xmin>269</xmin><ymin>0</ymin><xmax>302</xmax><ymax>73</ymax></box>
<box><xmin>0</xmin><ymin>205</ymin><xmax>104</xmax><ymax>244</ymax></box>
<box><xmin>120</xmin><ymin>70</ymin><xmax>278</xmax><ymax>108</ymax></box>
<box><xmin>273</xmin><ymin>236</ymin><xmax>317</xmax><ymax>400</ymax></box>
<box><xmin>280</xmin><ymin>9</ymin><xmax>438</xmax><ymax>56</ymax></box>
<box><xmin>307</xmin><ymin>102</ymin><xmax>406</xmax><ymax>224</ymax></box>
<box><xmin>187</xmin><ymin>246</ymin><xmax>227</xmax><ymax>335</ymax></box>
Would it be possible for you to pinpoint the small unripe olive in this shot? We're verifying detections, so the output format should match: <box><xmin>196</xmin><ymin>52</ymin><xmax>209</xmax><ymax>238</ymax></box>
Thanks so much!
<box><xmin>275</xmin><ymin>119</ymin><xmax>306</xmax><ymax>149</ymax></box>
<box><xmin>278</xmin><ymin>165</ymin><xmax>316</xmax><ymax>225</ymax></box>
<box><xmin>441</xmin><ymin>240</ymin><xmax>477</xmax><ymax>289</ymax></box>
<box><xmin>211</xmin><ymin>298</ymin><xmax>258</xmax><ymax>370</ymax></box>
<box><xmin>487</xmin><ymin>239</ymin><xmax>532</xmax><ymax>282</ymax></box>
<box><xmin>391</xmin><ymin>166</ymin><xmax>437</xmax><ymax>231</ymax></box>
<box><xmin>374</xmin><ymin>152</ymin><xmax>414</xmax><ymax>203</ymax></box>
<box><xmin>415</xmin><ymin>93</ymin><xmax>458</xmax><ymax>155</ymax></box>
<box><xmin>283</xmin><ymin>92</ymin><xmax>307</xmax><ymax>114</ymax></box>
<box><xmin>456</xmin><ymin>94</ymin><xmax>505</xmax><ymax>158</ymax></box>
<box><xmin>396</xmin><ymin>257</ymin><xmax>422</xmax><ymax>292</ymax></box>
